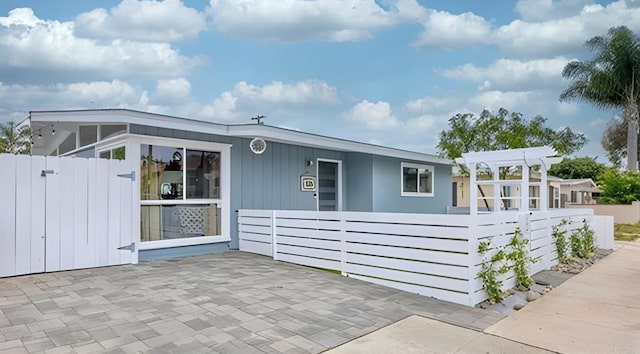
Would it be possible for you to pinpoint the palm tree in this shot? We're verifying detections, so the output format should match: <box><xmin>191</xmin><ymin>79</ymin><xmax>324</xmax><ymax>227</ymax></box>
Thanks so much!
<box><xmin>0</xmin><ymin>121</ymin><xmax>31</xmax><ymax>155</ymax></box>
<box><xmin>560</xmin><ymin>26</ymin><xmax>640</xmax><ymax>170</ymax></box>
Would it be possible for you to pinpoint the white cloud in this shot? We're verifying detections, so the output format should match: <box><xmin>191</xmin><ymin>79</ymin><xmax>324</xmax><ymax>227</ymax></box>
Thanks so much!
<box><xmin>589</xmin><ymin>118</ymin><xmax>606</xmax><ymax>128</ymax></box>
<box><xmin>514</xmin><ymin>0</ymin><xmax>594</xmax><ymax>21</ymax></box>
<box><xmin>155</xmin><ymin>78</ymin><xmax>192</xmax><ymax>103</ymax></box>
<box><xmin>207</xmin><ymin>0</ymin><xmax>425</xmax><ymax>42</ymax></box>
<box><xmin>0</xmin><ymin>8</ymin><xmax>201</xmax><ymax>83</ymax></box>
<box><xmin>442</xmin><ymin>57</ymin><xmax>571</xmax><ymax>91</ymax></box>
<box><xmin>469</xmin><ymin>90</ymin><xmax>542</xmax><ymax>113</ymax></box>
<box><xmin>406</xmin><ymin>96</ymin><xmax>455</xmax><ymax>113</ymax></box>
<box><xmin>495</xmin><ymin>1</ymin><xmax>640</xmax><ymax>58</ymax></box>
<box><xmin>413</xmin><ymin>9</ymin><xmax>492</xmax><ymax>48</ymax></box>
<box><xmin>342</xmin><ymin>100</ymin><xmax>399</xmax><ymax>130</ymax></box>
<box><xmin>197</xmin><ymin>80</ymin><xmax>338</xmax><ymax>122</ymax></box>
<box><xmin>0</xmin><ymin>80</ymin><xmax>160</xmax><ymax>112</ymax></box>
<box><xmin>557</xmin><ymin>101</ymin><xmax>579</xmax><ymax>116</ymax></box>
<box><xmin>75</xmin><ymin>0</ymin><xmax>207</xmax><ymax>42</ymax></box>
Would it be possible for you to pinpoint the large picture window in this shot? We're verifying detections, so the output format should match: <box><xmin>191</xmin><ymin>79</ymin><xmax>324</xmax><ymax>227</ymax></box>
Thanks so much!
<box><xmin>401</xmin><ymin>163</ymin><xmax>434</xmax><ymax>197</ymax></box>
<box><xmin>140</xmin><ymin>144</ymin><xmax>222</xmax><ymax>243</ymax></box>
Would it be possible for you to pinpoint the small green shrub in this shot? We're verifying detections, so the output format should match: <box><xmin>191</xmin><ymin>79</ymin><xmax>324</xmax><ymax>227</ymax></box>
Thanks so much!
<box><xmin>552</xmin><ymin>219</ymin><xmax>570</xmax><ymax>264</ymax></box>
<box><xmin>570</xmin><ymin>220</ymin><xmax>596</xmax><ymax>259</ymax></box>
<box><xmin>477</xmin><ymin>240</ymin><xmax>509</xmax><ymax>304</ymax></box>
<box><xmin>506</xmin><ymin>228</ymin><xmax>536</xmax><ymax>289</ymax></box>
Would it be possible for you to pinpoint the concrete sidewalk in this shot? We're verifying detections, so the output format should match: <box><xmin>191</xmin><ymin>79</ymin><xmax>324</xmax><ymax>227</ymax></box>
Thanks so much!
<box><xmin>325</xmin><ymin>315</ymin><xmax>552</xmax><ymax>354</ymax></box>
<box><xmin>486</xmin><ymin>241</ymin><xmax>640</xmax><ymax>354</ymax></box>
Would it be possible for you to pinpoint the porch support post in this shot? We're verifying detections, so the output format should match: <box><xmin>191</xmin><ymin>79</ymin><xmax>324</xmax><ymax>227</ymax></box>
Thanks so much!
<box><xmin>521</xmin><ymin>164</ymin><xmax>530</xmax><ymax>213</ymax></box>
<box><xmin>540</xmin><ymin>163</ymin><xmax>548</xmax><ymax>211</ymax></box>
<box><xmin>469</xmin><ymin>162</ymin><xmax>478</xmax><ymax>215</ymax></box>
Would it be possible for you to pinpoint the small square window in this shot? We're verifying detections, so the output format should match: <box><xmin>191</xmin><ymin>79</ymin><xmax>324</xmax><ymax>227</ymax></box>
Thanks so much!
<box><xmin>401</xmin><ymin>163</ymin><xmax>434</xmax><ymax>197</ymax></box>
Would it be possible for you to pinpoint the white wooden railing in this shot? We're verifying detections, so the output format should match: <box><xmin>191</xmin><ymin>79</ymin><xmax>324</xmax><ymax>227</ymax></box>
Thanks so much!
<box><xmin>238</xmin><ymin>208</ymin><xmax>596</xmax><ymax>306</ymax></box>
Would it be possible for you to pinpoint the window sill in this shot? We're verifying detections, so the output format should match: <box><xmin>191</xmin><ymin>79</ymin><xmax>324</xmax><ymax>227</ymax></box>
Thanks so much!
<box><xmin>139</xmin><ymin>235</ymin><xmax>230</xmax><ymax>250</ymax></box>
<box><xmin>401</xmin><ymin>192</ymin><xmax>435</xmax><ymax>198</ymax></box>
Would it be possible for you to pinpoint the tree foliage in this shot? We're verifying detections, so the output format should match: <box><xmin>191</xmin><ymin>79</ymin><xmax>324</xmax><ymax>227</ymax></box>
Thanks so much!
<box><xmin>0</xmin><ymin>121</ymin><xmax>31</xmax><ymax>155</ymax></box>
<box><xmin>601</xmin><ymin>116</ymin><xmax>640</xmax><ymax>167</ymax></box>
<box><xmin>437</xmin><ymin>108</ymin><xmax>587</xmax><ymax>159</ymax></box>
<box><xmin>547</xmin><ymin>157</ymin><xmax>607</xmax><ymax>181</ymax></box>
<box><xmin>598</xmin><ymin>169</ymin><xmax>640</xmax><ymax>204</ymax></box>
<box><xmin>560</xmin><ymin>26</ymin><xmax>640</xmax><ymax>170</ymax></box>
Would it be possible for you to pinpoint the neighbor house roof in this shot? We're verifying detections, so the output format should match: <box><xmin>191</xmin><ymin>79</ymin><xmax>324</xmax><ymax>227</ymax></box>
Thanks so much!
<box><xmin>29</xmin><ymin>109</ymin><xmax>451</xmax><ymax>165</ymax></box>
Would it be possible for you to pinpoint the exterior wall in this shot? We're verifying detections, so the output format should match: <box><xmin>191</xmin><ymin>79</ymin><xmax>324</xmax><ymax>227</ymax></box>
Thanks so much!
<box><xmin>345</xmin><ymin>153</ymin><xmax>373</xmax><ymax>211</ymax></box>
<box><xmin>560</xmin><ymin>181</ymin><xmax>598</xmax><ymax>205</ymax></box>
<box><xmin>566</xmin><ymin>201</ymin><xmax>640</xmax><ymax>224</ymax></box>
<box><xmin>130</xmin><ymin>124</ymin><xmax>345</xmax><ymax>253</ymax></box>
<box><xmin>372</xmin><ymin>156</ymin><xmax>452</xmax><ymax>214</ymax></box>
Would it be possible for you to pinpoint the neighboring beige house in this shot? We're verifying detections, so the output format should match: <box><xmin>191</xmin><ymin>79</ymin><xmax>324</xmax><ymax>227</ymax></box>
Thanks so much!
<box><xmin>452</xmin><ymin>174</ymin><xmax>600</xmax><ymax>209</ymax></box>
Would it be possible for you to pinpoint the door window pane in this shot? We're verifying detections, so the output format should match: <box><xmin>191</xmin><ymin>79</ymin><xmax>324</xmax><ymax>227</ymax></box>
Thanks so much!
<box><xmin>140</xmin><ymin>204</ymin><xmax>221</xmax><ymax>241</ymax></box>
<box><xmin>140</xmin><ymin>144</ymin><xmax>184</xmax><ymax>200</ymax></box>
<box><xmin>186</xmin><ymin>150</ymin><xmax>221</xmax><ymax>199</ymax></box>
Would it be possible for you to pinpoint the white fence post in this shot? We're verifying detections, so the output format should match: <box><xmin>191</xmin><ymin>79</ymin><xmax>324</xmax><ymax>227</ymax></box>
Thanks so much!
<box><xmin>272</xmin><ymin>210</ymin><xmax>278</xmax><ymax>260</ymax></box>
<box><xmin>340</xmin><ymin>215</ymin><xmax>347</xmax><ymax>276</ymax></box>
<box><xmin>593</xmin><ymin>215</ymin><xmax>614</xmax><ymax>250</ymax></box>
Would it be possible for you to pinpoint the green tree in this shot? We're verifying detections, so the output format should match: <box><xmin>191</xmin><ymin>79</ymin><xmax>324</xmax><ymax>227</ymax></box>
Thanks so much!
<box><xmin>560</xmin><ymin>26</ymin><xmax>640</xmax><ymax>171</ymax></box>
<box><xmin>437</xmin><ymin>108</ymin><xmax>587</xmax><ymax>209</ymax></box>
<box><xmin>547</xmin><ymin>157</ymin><xmax>607</xmax><ymax>181</ymax></box>
<box><xmin>437</xmin><ymin>108</ymin><xmax>587</xmax><ymax>159</ymax></box>
<box><xmin>0</xmin><ymin>121</ymin><xmax>31</xmax><ymax>155</ymax></box>
<box><xmin>598</xmin><ymin>169</ymin><xmax>640</xmax><ymax>204</ymax></box>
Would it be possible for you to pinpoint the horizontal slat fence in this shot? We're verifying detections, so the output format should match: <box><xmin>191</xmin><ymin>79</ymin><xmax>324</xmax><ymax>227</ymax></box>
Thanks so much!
<box><xmin>238</xmin><ymin>208</ymin><xmax>595</xmax><ymax>306</ymax></box>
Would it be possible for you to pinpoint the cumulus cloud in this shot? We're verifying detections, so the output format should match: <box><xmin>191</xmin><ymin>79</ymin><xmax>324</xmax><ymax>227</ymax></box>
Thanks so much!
<box><xmin>514</xmin><ymin>0</ymin><xmax>594</xmax><ymax>21</ymax></box>
<box><xmin>342</xmin><ymin>100</ymin><xmax>399</xmax><ymax>130</ymax></box>
<box><xmin>0</xmin><ymin>80</ymin><xmax>160</xmax><ymax>112</ymax></box>
<box><xmin>441</xmin><ymin>57</ymin><xmax>572</xmax><ymax>91</ymax></box>
<box><xmin>75</xmin><ymin>0</ymin><xmax>207</xmax><ymax>42</ymax></box>
<box><xmin>413</xmin><ymin>9</ymin><xmax>492</xmax><ymax>48</ymax></box>
<box><xmin>197</xmin><ymin>80</ymin><xmax>338</xmax><ymax>122</ymax></box>
<box><xmin>155</xmin><ymin>78</ymin><xmax>192</xmax><ymax>103</ymax></box>
<box><xmin>207</xmin><ymin>0</ymin><xmax>425</xmax><ymax>42</ymax></box>
<box><xmin>0</xmin><ymin>8</ymin><xmax>201</xmax><ymax>84</ymax></box>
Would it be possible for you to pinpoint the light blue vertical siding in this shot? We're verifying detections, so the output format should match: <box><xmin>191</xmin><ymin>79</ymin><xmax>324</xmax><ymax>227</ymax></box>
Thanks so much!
<box><xmin>371</xmin><ymin>155</ymin><xmax>452</xmax><ymax>214</ymax></box>
<box><xmin>345</xmin><ymin>153</ymin><xmax>373</xmax><ymax>211</ymax></box>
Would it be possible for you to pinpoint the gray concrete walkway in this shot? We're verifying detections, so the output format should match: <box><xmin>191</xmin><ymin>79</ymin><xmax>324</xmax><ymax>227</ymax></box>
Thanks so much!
<box><xmin>486</xmin><ymin>241</ymin><xmax>640</xmax><ymax>354</ymax></box>
<box><xmin>0</xmin><ymin>252</ymin><xmax>501</xmax><ymax>353</ymax></box>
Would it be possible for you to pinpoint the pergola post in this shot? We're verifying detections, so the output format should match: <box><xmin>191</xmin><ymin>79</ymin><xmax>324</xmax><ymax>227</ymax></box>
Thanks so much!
<box><xmin>540</xmin><ymin>163</ymin><xmax>548</xmax><ymax>211</ymax></box>
<box><xmin>521</xmin><ymin>164</ymin><xmax>530</xmax><ymax>212</ymax></box>
<box><xmin>491</xmin><ymin>164</ymin><xmax>500</xmax><ymax>212</ymax></box>
<box><xmin>469</xmin><ymin>162</ymin><xmax>477</xmax><ymax>215</ymax></box>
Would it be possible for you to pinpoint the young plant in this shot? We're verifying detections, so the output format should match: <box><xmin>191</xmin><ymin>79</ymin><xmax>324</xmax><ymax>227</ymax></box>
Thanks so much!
<box><xmin>477</xmin><ymin>240</ymin><xmax>509</xmax><ymax>304</ymax></box>
<box><xmin>552</xmin><ymin>219</ymin><xmax>570</xmax><ymax>264</ymax></box>
<box><xmin>571</xmin><ymin>220</ymin><xmax>596</xmax><ymax>259</ymax></box>
<box><xmin>506</xmin><ymin>227</ymin><xmax>536</xmax><ymax>289</ymax></box>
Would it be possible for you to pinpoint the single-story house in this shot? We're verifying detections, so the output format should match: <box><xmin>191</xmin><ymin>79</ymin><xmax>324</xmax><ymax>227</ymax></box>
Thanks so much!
<box><xmin>29</xmin><ymin>109</ymin><xmax>452</xmax><ymax>260</ymax></box>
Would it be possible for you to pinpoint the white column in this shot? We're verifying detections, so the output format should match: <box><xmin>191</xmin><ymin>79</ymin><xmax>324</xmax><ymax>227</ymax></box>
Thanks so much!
<box><xmin>469</xmin><ymin>163</ymin><xmax>477</xmax><ymax>215</ymax></box>
<box><xmin>540</xmin><ymin>164</ymin><xmax>548</xmax><ymax>211</ymax></box>
<box><xmin>492</xmin><ymin>164</ymin><xmax>500</xmax><ymax>212</ymax></box>
<box><xmin>521</xmin><ymin>164</ymin><xmax>529</xmax><ymax>212</ymax></box>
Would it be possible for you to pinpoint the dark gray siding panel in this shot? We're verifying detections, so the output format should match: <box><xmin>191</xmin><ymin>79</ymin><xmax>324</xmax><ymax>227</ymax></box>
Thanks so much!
<box><xmin>74</xmin><ymin>147</ymin><xmax>95</xmax><ymax>158</ymax></box>
<box><xmin>345</xmin><ymin>153</ymin><xmax>373</xmax><ymax>212</ymax></box>
<box><xmin>372</xmin><ymin>156</ymin><xmax>452</xmax><ymax>214</ymax></box>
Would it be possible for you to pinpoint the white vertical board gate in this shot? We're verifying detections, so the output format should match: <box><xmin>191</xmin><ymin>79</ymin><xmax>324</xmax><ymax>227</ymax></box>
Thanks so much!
<box><xmin>0</xmin><ymin>154</ymin><xmax>137</xmax><ymax>278</ymax></box>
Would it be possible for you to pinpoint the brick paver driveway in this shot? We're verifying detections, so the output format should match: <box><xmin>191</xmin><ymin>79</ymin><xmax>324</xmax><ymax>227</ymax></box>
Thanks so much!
<box><xmin>0</xmin><ymin>252</ymin><xmax>502</xmax><ymax>353</ymax></box>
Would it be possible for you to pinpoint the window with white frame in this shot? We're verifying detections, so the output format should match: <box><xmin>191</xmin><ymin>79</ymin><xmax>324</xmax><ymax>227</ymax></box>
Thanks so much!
<box><xmin>401</xmin><ymin>163</ymin><xmax>434</xmax><ymax>197</ymax></box>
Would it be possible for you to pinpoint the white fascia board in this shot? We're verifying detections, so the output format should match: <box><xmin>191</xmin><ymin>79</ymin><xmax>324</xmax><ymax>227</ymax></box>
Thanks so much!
<box><xmin>228</xmin><ymin>124</ymin><xmax>452</xmax><ymax>165</ymax></box>
<box><xmin>30</xmin><ymin>110</ymin><xmax>230</xmax><ymax>136</ymax></box>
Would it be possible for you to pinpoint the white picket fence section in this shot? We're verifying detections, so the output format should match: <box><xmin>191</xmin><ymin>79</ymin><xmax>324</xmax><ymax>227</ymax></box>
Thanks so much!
<box><xmin>238</xmin><ymin>208</ymin><xmax>598</xmax><ymax>306</ymax></box>
<box><xmin>0</xmin><ymin>154</ymin><xmax>137</xmax><ymax>278</ymax></box>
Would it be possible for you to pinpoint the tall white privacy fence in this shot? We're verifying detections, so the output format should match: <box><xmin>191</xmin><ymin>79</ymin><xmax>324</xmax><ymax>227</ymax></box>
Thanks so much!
<box><xmin>0</xmin><ymin>154</ymin><xmax>137</xmax><ymax>278</ymax></box>
<box><xmin>238</xmin><ymin>208</ymin><xmax>609</xmax><ymax>306</ymax></box>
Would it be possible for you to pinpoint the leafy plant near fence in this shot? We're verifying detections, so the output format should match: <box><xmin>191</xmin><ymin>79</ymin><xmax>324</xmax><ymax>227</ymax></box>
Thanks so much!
<box><xmin>507</xmin><ymin>228</ymin><xmax>536</xmax><ymax>289</ymax></box>
<box><xmin>477</xmin><ymin>227</ymin><xmax>536</xmax><ymax>303</ymax></box>
<box><xmin>552</xmin><ymin>219</ymin><xmax>570</xmax><ymax>264</ymax></box>
<box><xmin>477</xmin><ymin>240</ymin><xmax>509</xmax><ymax>303</ymax></box>
<box><xmin>571</xmin><ymin>220</ymin><xmax>596</xmax><ymax>259</ymax></box>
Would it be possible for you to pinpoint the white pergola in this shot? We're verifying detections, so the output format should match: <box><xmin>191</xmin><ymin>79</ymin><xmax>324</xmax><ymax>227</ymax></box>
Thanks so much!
<box><xmin>456</xmin><ymin>146</ymin><xmax>563</xmax><ymax>215</ymax></box>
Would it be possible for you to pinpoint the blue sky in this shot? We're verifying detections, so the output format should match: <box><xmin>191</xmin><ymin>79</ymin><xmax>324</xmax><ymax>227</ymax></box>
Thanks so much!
<box><xmin>1</xmin><ymin>0</ymin><xmax>639</xmax><ymax>162</ymax></box>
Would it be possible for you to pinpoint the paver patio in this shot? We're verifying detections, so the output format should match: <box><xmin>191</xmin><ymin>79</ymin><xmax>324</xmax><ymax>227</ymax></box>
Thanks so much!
<box><xmin>0</xmin><ymin>251</ymin><xmax>502</xmax><ymax>353</ymax></box>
